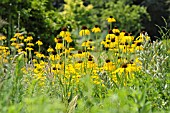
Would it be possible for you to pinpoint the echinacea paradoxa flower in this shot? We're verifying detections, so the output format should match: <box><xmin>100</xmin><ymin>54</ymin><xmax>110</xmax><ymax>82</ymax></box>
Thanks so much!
<box><xmin>92</xmin><ymin>25</ymin><xmax>101</xmax><ymax>33</ymax></box>
<box><xmin>106</xmin><ymin>16</ymin><xmax>116</xmax><ymax>23</ymax></box>
<box><xmin>79</xmin><ymin>26</ymin><xmax>90</xmax><ymax>36</ymax></box>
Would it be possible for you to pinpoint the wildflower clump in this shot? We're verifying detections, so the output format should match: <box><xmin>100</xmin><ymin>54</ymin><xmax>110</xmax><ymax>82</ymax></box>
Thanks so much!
<box><xmin>2</xmin><ymin>17</ymin><xmax>150</xmax><ymax>89</ymax></box>
<box><xmin>3</xmin><ymin>16</ymin><xmax>167</xmax><ymax>113</ymax></box>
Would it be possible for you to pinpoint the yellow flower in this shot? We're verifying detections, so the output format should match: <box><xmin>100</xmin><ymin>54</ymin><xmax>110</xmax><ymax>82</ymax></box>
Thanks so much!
<box><xmin>91</xmin><ymin>75</ymin><xmax>99</xmax><ymax>79</ymax></box>
<box><xmin>87</xmin><ymin>45</ymin><xmax>95</xmax><ymax>50</ymax></box>
<box><xmin>32</xmin><ymin>59</ymin><xmax>37</xmax><ymax>63</ymax></box>
<box><xmin>92</xmin><ymin>25</ymin><xmax>101</xmax><ymax>33</ymax></box>
<box><xmin>55</xmin><ymin>43</ymin><xmax>63</xmax><ymax>50</ymax></box>
<box><xmin>0</xmin><ymin>36</ymin><xmax>6</xmax><ymax>40</ymax></box>
<box><xmin>64</xmin><ymin>36</ymin><xmax>72</xmax><ymax>43</ymax></box>
<box><xmin>11</xmin><ymin>42</ymin><xmax>17</xmax><ymax>46</ymax></box>
<box><xmin>47</xmin><ymin>47</ymin><xmax>54</xmax><ymax>53</ymax></box>
<box><xmin>86</xmin><ymin>4</ymin><xmax>93</xmax><ymax>10</ymax></box>
<box><xmin>79</xmin><ymin>26</ymin><xmax>90</xmax><ymax>36</ymax></box>
<box><xmin>36</xmin><ymin>40</ymin><xmax>43</xmax><ymax>46</ymax></box>
<box><xmin>10</xmin><ymin>37</ymin><xmax>17</xmax><ymax>41</ymax></box>
<box><xmin>25</xmin><ymin>47</ymin><xmax>33</xmax><ymax>51</ymax></box>
<box><xmin>49</xmin><ymin>54</ymin><xmax>55</xmax><ymax>61</ymax></box>
<box><xmin>101</xmin><ymin>40</ymin><xmax>106</xmax><ymax>45</ymax></box>
<box><xmin>54</xmin><ymin>37</ymin><xmax>58</xmax><ymax>43</ymax></box>
<box><xmin>103</xmin><ymin>59</ymin><xmax>116</xmax><ymax>71</ymax></box>
<box><xmin>112</xmin><ymin>26</ymin><xmax>120</xmax><ymax>33</ymax></box>
<box><xmin>27</xmin><ymin>43</ymin><xmax>34</xmax><ymax>47</ymax></box>
<box><xmin>59</xmin><ymin>27</ymin><xmax>71</xmax><ymax>38</ymax></box>
<box><xmin>74</xmin><ymin>51</ymin><xmax>84</xmax><ymax>58</ymax></box>
<box><xmin>135</xmin><ymin>45</ymin><xmax>143</xmax><ymax>51</ymax></box>
<box><xmin>19</xmin><ymin>35</ymin><xmax>24</xmax><ymax>40</ymax></box>
<box><xmin>69</xmin><ymin>47</ymin><xmax>75</xmax><ymax>51</ymax></box>
<box><xmin>81</xmin><ymin>41</ymin><xmax>90</xmax><ymax>47</ymax></box>
<box><xmin>35</xmin><ymin>52</ymin><xmax>45</xmax><ymax>58</ymax></box>
<box><xmin>106</xmin><ymin>30</ymin><xmax>116</xmax><ymax>40</ymax></box>
<box><xmin>106</xmin><ymin>16</ymin><xmax>116</xmax><ymax>23</ymax></box>
<box><xmin>93</xmin><ymin>80</ymin><xmax>100</xmax><ymax>85</ymax></box>
<box><xmin>136</xmin><ymin>31</ymin><xmax>150</xmax><ymax>42</ymax></box>
<box><xmin>15</xmin><ymin>44</ymin><xmax>21</xmax><ymax>49</ymax></box>
<box><xmin>60</xmin><ymin>31</ymin><xmax>71</xmax><ymax>37</ymax></box>
<box><xmin>26</xmin><ymin>36</ymin><xmax>33</xmax><ymax>41</ymax></box>
<box><xmin>0</xmin><ymin>46</ymin><xmax>8</xmax><ymax>50</ymax></box>
<box><xmin>14</xmin><ymin>33</ymin><xmax>21</xmax><ymax>37</ymax></box>
<box><xmin>120</xmin><ymin>30</ymin><xmax>126</xmax><ymax>37</ymax></box>
<box><xmin>24</xmin><ymin>38</ymin><xmax>29</xmax><ymax>42</ymax></box>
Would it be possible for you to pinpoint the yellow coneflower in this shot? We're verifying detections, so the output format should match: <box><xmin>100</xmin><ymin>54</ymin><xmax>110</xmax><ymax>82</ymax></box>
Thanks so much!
<box><xmin>0</xmin><ymin>36</ymin><xmax>6</xmax><ymax>40</ymax></box>
<box><xmin>109</xmin><ymin>42</ymin><xmax>116</xmax><ymax>48</ymax></box>
<box><xmin>27</xmin><ymin>43</ymin><xmax>34</xmax><ymax>47</ymax></box>
<box><xmin>101</xmin><ymin>39</ymin><xmax>106</xmax><ymax>45</ymax></box>
<box><xmin>104</xmin><ymin>42</ymin><xmax>110</xmax><ymax>48</ymax></box>
<box><xmin>120</xmin><ymin>32</ymin><xmax>129</xmax><ymax>44</ymax></box>
<box><xmin>112</xmin><ymin>26</ymin><xmax>120</xmax><ymax>33</ymax></box>
<box><xmin>11</xmin><ymin>42</ymin><xmax>17</xmax><ymax>46</ymax></box>
<box><xmin>135</xmin><ymin>42</ymin><xmax>143</xmax><ymax>51</ymax></box>
<box><xmin>92</xmin><ymin>25</ymin><xmax>101</xmax><ymax>33</ymax></box>
<box><xmin>103</xmin><ymin>59</ymin><xmax>116</xmax><ymax>71</ymax></box>
<box><xmin>10</xmin><ymin>37</ymin><xmax>17</xmax><ymax>42</ymax></box>
<box><xmin>19</xmin><ymin>35</ymin><xmax>24</xmax><ymax>40</ymax></box>
<box><xmin>120</xmin><ymin>30</ymin><xmax>126</xmax><ymax>37</ymax></box>
<box><xmin>36</xmin><ymin>40</ymin><xmax>43</xmax><ymax>46</ymax></box>
<box><xmin>106</xmin><ymin>16</ymin><xmax>116</xmax><ymax>23</ymax></box>
<box><xmin>32</xmin><ymin>59</ymin><xmax>37</xmax><ymax>63</ymax></box>
<box><xmin>26</xmin><ymin>36</ymin><xmax>33</xmax><ymax>41</ymax></box>
<box><xmin>73</xmin><ymin>50</ymin><xmax>83</xmax><ymax>58</ymax></box>
<box><xmin>87</xmin><ymin>45</ymin><xmax>95</xmax><ymax>50</ymax></box>
<box><xmin>79</xmin><ymin>26</ymin><xmax>90</xmax><ymax>36</ymax></box>
<box><xmin>106</xmin><ymin>30</ymin><xmax>116</xmax><ymax>40</ymax></box>
<box><xmin>48</xmin><ymin>54</ymin><xmax>60</xmax><ymax>61</ymax></box>
<box><xmin>64</xmin><ymin>36</ymin><xmax>72</xmax><ymax>43</ymax></box>
<box><xmin>91</xmin><ymin>75</ymin><xmax>99</xmax><ymax>79</ymax></box>
<box><xmin>25</xmin><ymin>47</ymin><xmax>33</xmax><ymax>51</ymax></box>
<box><xmin>59</xmin><ymin>27</ymin><xmax>71</xmax><ymax>38</ymax></box>
<box><xmin>15</xmin><ymin>44</ymin><xmax>21</xmax><ymax>49</ymax></box>
<box><xmin>24</xmin><ymin>38</ymin><xmax>29</xmax><ymax>42</ymax></box>
<box><xmin>136</xmin><ymin>31</ymin><xmax>150</xmax><ymax>42</ymax></box>
<box><xmin>55</xmin><ymin>38</ymin><xmax>63</xmax><ymax>50</ymax></box>
<box><xmin>81</xmin><ymin>41</ymin><xmax>90</xmax><ymax>47</ymax></box>
<box><xmin>47</xmin><ymin>47</ymin><xmax>54</xmax><ymax>53</ymax></box>
<box><xmin>55</xmin><ymin>44</ymin><xmax>63</xmax><ymax>50</ymax></box>
<box><xmin>74</xmin><ymin>60</ymin><xmax>83</xmax><ymax>70</ymax></box>
<box><xmin>129</xmin><ymin>33</ymin><xmax>134</xmax><ymax>41</ymax></box>
<box><xmin>17</xmin><ymin>48</ymin><xmax>23</xmax><ymax>53</ymax></box>
<box><xmin>93</xmin><ymin>80</ymin><xmax>100</xmax><ymax>85</ymax></box>
<box><xmin>35</xmin><ymin>52</ymin><xmax>45</xmax><ymax>58</ymax></box>
<box><xmin>14</xmin><ymin>32</ymin><xmax>21</xmax><ymax>37</ymax></box>
<box><xmin>69</xmin><ymin>47</ymin><xmax>75</xmax><ymax>51</ymax></box>
<box><xmin>59</xmin><ymin>27</ymin><xmax>67</xmax><ymax>37</ymax></box>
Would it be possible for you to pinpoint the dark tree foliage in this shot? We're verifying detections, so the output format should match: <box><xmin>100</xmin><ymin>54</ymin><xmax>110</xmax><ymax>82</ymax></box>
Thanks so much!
<box><xmin>133</xmin><ymin>0</ymin><xmax>170</xmax><ymax>40</ymax></box>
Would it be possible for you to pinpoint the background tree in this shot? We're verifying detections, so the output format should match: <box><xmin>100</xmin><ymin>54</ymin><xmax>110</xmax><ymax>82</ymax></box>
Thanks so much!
<box><xmin>1</xmin><ymin>0</ymin><xmax>169</xmax><ymax>51</ymax></box>
<box><xmin>133</xmin><ymin>0</ymin><xmax>170</xmax><ymax>39</ymax></box>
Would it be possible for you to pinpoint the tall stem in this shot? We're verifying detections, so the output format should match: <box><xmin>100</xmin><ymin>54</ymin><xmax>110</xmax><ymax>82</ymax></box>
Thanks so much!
<box><xmin>18</xmin><ymin>11</ymin><xmax>20</xmax><ymax>31</ymax></box>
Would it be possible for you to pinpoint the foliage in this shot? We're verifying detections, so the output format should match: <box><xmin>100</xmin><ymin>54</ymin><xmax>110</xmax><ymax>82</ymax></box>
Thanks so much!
<box><xmin>0</xmin><ymin>0</ymin><xmax>150</xmax><ymax>44</ymax></box>
<box><xmin>88</xmin><ymin>0</ymin><xmax>150</xmax><ymax>34</ymax></box>
<box><xmin>0</xmin><ymin>0</ymin><xmax>61</xmax><ymax>48</ymax></box>
<box><xmin>0</xmin><ymin>17</ymin><xmax>8</xmax><ymax>29</ymax></box>
<box><xmin>61</xmin><ymin>0</ymin><xmax>94</xmax><ymax>28</ymax></box>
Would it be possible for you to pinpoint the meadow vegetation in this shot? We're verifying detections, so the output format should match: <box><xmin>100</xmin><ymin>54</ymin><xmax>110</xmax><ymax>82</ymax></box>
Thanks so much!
<box><xmin>0</xmin><ymin>0</ymin><xmax>170</xmax><ymax>113</ymax></box>
<box><xmin>0</xmin><ymin>16</ymin><xmax>170</xmax><ymax>113</ymax></box>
